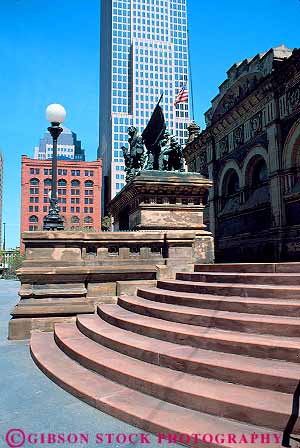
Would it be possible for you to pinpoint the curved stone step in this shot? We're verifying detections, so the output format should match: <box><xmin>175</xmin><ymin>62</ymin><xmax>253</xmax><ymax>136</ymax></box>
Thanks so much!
<box><xmin>137</xmin><ymin>287</ymin><xmax>300</xmax><ymax>317</ymax></box>
<box><xmin>158</xmin><ymin>280</ymin><xmax>300</xmax><ymax>299</ymax></box>
<box><xmin>77</xmin><ymin>314</ymin><xmax>300</xmax><ymax>393</ymax></box>
<box><xmin>54</xmin><ymin>322</ymin><xmax>296</xmax><ymax>431</ymax></box>
<box><xmin>30</xmin><ymin>332</ymin><xmax>283</xmax><ymax>448</ymax></box>
<box><xmin>194</xmin><ymin>263</ymin><xmax>300</xmax><ymax>273</ymax></box>
<box><xmin>118</xmin><ymin>295</ymin><xmax>300</xmax><ymax>337</ymax></box>
<box><xmin>98</xmin><ymin>304</ymin><xmax>300</xmax><ymax>362</ymax></box>
<box><xmin>177</xmin><ymin>272</ymin><xmax>300</xmax><ymax>286</ymax></box>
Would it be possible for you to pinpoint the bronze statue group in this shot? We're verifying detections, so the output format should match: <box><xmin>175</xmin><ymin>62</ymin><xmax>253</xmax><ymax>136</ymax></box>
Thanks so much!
<box><xmin>121</xmin><ymin>126</ymin><xmax>185</xmax><ymax>183</ymax></box>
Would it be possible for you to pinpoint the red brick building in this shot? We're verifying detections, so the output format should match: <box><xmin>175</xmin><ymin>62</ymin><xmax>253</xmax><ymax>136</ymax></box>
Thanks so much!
<box><xmin>21</xmin><ymin>156</ymin><xmax>102</xmax><ymax>243</ymax></box>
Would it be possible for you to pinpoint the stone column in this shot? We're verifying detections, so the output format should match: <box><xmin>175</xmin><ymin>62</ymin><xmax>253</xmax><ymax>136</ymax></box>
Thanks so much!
<box><xmin>267</xmin><ymin>122</ymin><xmax>285</xmax><ymax>228</ymax></box>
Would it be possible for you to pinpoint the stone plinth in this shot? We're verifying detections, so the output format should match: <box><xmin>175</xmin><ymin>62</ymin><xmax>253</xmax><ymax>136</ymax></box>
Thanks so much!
<box><xmin>9</xmin><ymin>227</ymin><xmax>214</xmax><ymax>340</ymax></box>
<box><xmin>109</xmin><ymin>170</ymin><xmax>213</xmax><ymax>231</ymax></box>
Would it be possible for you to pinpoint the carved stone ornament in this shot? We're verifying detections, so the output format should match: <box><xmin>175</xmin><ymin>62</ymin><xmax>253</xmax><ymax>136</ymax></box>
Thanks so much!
<box><xmin>198</xmin><ymin>150</ymin><xmax>209</xmax><ymax>177</ymax></box>
<box><xmin>233</xmin><ymin>125</ymin><xmax>244</xmax><ymax>149</ymax></box>
<box><xmin>219</xmin><ymin>136</ymin><xmax>229</xmax><ymax>158</ymax></box>
<box><xmin>288</xmin><ymin>83</ymin><xmax>300</xmax><ymax>113</ymax></box>
<box><xmin>250</xmin><ymin>112</ymin><xmax>262</xmax><ymax>136</ymax></box>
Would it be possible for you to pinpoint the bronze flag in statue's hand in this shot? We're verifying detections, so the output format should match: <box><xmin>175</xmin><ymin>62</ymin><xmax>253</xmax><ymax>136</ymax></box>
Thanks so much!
<box><xmin>142</xmin><ymin>102</ymin><xmax>166</xmax><ymax>152</ymax></box>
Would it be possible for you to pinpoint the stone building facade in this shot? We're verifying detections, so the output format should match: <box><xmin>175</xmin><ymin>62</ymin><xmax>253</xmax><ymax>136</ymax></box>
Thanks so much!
<box><xmin>184</xmin><ymin>46</ymin><xmax>300</xmax><ymax>262</ymax></box>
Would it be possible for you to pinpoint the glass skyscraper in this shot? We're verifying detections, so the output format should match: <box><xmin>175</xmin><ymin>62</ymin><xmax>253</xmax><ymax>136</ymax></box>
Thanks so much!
<box><xmin>34</xmin><ymin>128</ymin><xmax>85</xmax><ymax>161</ymax></box>
<box><xmin>99</xmin><ymin>0</ymin><xmax>190</xmax><ymax>207</ymax></box>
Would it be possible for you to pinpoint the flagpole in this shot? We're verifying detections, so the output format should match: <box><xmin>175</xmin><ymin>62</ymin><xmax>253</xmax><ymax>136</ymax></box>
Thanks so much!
<box><xmin>187</xmin><ymin>29</ymin><xmax>195</xmax><ymax>121</ymax></box>
<box><xmin>158</xmin><ymin>92</ymin><xmax>164</xmax><ymax>106</ymax></box>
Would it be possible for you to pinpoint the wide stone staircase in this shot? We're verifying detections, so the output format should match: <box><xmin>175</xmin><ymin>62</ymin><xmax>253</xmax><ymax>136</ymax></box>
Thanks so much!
<box><xmin>30</xmin><ymin>263</ymin><xmax>300</xmax><ymax>447</ymax></box>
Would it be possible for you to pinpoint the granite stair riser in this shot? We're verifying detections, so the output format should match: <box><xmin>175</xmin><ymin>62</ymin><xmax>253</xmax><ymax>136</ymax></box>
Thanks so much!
<box><xmin>53</xmin><ymin>325</ymin><xmax>295</xmax><ymax>431</ymax></box>
<box><xmin>31</xmin><ymin>334</ymin><xmax>285</xmax><ymax>448</ymax></box>
<box><xmin>177</xmin><ymin>272</ymin><xmax>300</xmax><ymax>286</ymax></box>
<box><xmin>158</xmin><ymin>280</ymin><xmax>300</xmax><ymax>299</ymax></box>
<box><xmin>29</xmin><ymin>260</ymin><xmax>300</xmax><ymax>445</ymax></box>
<box><xmin>195</xmin><ymin>263</ymin><xmax>300</xmax><ymax>273</ymax></box>
<box><xmin>76</xmin><ymin>316</ymin><xmax>300</xmax><ymax>393</ymax></box>
<box><xmin>118</xmin><ymin>296</ymin><xmax>300</xmax><ymax>337</ymax></box>
<box><xmin>137</xmin><ymin>288</ymin><xmax>300</xmax><ymax>317</ymax></box>
<box><xmin>97</xmin><ymin>306</ymin><xmax>300</xmax><ymax>362</ymax></box>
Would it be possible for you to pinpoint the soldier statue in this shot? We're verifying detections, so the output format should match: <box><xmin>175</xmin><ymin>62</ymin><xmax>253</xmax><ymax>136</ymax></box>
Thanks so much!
<box><xmin>121</xmin><ymin>126</ymin><xmax>146</xmax><ymax>182</ymax></box>
<box><xmin>158</xmin><ymin>132</ymin><xmax>185</xmax><ymax>172</ymax></box>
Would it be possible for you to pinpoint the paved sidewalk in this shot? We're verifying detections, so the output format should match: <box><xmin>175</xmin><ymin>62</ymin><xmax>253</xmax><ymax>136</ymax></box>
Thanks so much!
<box><xmin>0</xmin><ymin>280</ymin><xmax>179</xmax><ymax>448</ymax></box>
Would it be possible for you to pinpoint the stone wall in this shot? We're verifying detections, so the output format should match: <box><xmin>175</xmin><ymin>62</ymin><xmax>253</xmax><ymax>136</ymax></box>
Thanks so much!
<box><xmin>9</xmin><ymin>229</ymin><xmax>214</xmax><ymax>339</ymax></box>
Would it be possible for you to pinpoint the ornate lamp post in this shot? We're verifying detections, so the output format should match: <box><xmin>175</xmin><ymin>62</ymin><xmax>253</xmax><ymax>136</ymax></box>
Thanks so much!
<box><xmin>43</xmin><ymin>104</ymin><xmax>66</xmax><ymax>231</ymax></box>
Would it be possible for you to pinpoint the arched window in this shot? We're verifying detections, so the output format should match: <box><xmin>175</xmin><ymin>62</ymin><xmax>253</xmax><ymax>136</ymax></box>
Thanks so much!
<box><xmin>252</xmin><ymin>159</ymin><xmax>268</xmax><ymax>186</ymax></box>
<box><xmin>71</xmin><ymin>179</ymin><xmax>80</xmax><ymax>187</ymax></box>
<box><xmin>85</xmin><ymin>180</ymin><xmax>94</xmax><ymax>187</ymax></box>
<box><xmin>224</xmin><ymin>171</ymin><xmax>240</xmax><ymax>196</ymax></box>
<box><xmin>44</xmin><ymin>178</ymin><xmax>52</xmax><ymax>186</ymax></box>
<box><xmin>30</xmin><ymin>178</ymin><xmax>39</xmax><ymax>185</ymax></box>
<box><xmin>84</xmin><ymin>216</ymin><xmax>93</xmax><ymax>223</ymax></box>
<box><xmin>29</xmin><ymin>215</ymin><xmax>38</xmax><ymax>223</ymax></box>
<box><xmin>71</xmin><ymin>216</ymin><xmax>80</xmax><ymax>223</ymax></box>
<box><xmin>58</xmin><ymin>179</ymin><xmax>67</xmax><ymax>186</ymax></box>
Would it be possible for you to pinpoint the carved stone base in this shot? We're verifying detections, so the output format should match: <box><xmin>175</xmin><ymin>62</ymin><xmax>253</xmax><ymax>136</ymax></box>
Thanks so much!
<box><xmin>110</xmin><ymin>170</ymin><xmax>213</xmax><ymax>231</ymax></box>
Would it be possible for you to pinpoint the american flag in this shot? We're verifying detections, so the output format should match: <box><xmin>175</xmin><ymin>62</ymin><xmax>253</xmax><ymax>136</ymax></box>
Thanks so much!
<box><xmin>174</xmin><ymin>85</ymin><xmax>189</xmax><ymax>106</ymax></box>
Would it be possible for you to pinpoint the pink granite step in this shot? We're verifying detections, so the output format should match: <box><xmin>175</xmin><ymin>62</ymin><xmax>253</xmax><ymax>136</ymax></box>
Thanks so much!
<box><xmin>98</xmin><ymin>304</ymin><xmax>300</xmax><ymax>362</ymax></box>
<box><xmin>158</xmin><ymin>279</ymin><xmax>300</xmax><ymax>299</ymax></box>
<box><xmin>30</xmin><ymin>332</ymin><xmax>283</xmax><ymax>448</ymax></box>
<box><xmin>137</xmin><ymin>287</ymin><xmax>300</xmax><ymax>316</ymax></box>
<box><xmin>77</xmin><ymin>314</ymin><xmax>300</xmax><ymax>393</ymax></box>
<box><xmin>177</xmin><ymin>272</ymin><xmax>300</xmax><ymax>286</ymax></box>
<box><xmin>194</xmin><ymin>263</ymin><xmax>300</xmax><ymax>273</ymax></box>
<box><xmin>117</xmin><ymin>295</ymin><xmax>300</xmax><ymax>337</ymax></box>
<box><xmin>54</xmin><ymin>322</ymin><xmax>297</xmax><ymax>431</ymax></box>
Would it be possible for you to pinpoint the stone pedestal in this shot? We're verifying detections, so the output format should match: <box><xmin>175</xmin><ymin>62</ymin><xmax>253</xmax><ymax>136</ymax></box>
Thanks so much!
<box><xmin>110</xmin><ymin>170</ymin><xmax>213</xmax><ymax>231</ymax></box>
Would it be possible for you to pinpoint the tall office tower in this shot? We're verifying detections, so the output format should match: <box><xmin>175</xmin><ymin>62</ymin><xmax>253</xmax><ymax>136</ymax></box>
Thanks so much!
<box><xmin>34</xmin><ymin>127</ymin><xmax>85</xmax><ymax>161</ymax></box>
<box><xmin>0</xmin><ymin>151</ymin><xmax>3</xmax><ymax>248</ymax></box>
<box><xmin>99</xmin><ymin>0</ymin><xmax>190</xmax><ymax>208</ymax></box>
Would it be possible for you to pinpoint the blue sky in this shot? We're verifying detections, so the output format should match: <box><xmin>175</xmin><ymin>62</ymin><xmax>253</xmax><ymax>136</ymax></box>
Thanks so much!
<box><xmin>1</xmin><ymin>0</ymin><xmax>299</xmax><ymax>248</ymax></box>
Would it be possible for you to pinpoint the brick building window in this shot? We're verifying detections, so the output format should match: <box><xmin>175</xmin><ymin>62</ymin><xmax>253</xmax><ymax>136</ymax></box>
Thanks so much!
<box><xmin>30</xmin><ymin>187</ymin><xmax>39</xmax><ymax>194</ymax></box>
<box><xmin>84</xmin><ymin>198</ymin><xmax>93</xmax><ymax>204</ymax></box>
<box><xmin>71</xmin><ymin>216</ymin><xmax>80</xmax><ymax>224</ymax></box>
<box><xmin>29</xmin><ymin>215</ymin><xmax>38</xmax><ymax>223</ymax></box>
<box><xmin>30</xmin><ymin>168</ymin><xmax>40</xmax><ymax>175</ymax></box>
<box><xmin>71</xmin><ymin>180</ymin><xmax>80</xmax><ymax>187</ymax></box>
<box><xmin>85</xmin><ymin>170</ymin><xmax>94</xmax><ymax>177</ymax></box>
<box><xmin>29</xmin><ymin>225</ymin><xmax>38</xmax><ymax>231</ymax></box>
<box><xmin>89</xmin><ymin>207</ymin><xmax>93</xmax><ymax>213</ymax></box>
<box><xmin>58</xmin><ymin>189</ymin><xmax>66</xmax><ymax>195</ymax></box>
<box><xmin>43</xmin><ymin>206</ymin><xmax>47</xmax><ymax>212</ymax></box>
<box><xmin>58</xmin><ymin>179</ymin><xmax>67</xmax><ymax>186</ymax></box>
<box><xmin>58</xmin><ymin>169</ymin><xmax>67</xmax><ymax>176</ymax></box>
<box><xmin>71</xmin><ymin>189</ymin><xmax>80</xmax><ymax>195</ymax></box>
<box><xmin>71</xmin><ymin>170</ymin><xmax>80</xmax><ymax>176</ymax></box>
<box><xmin>30</xmin><ymin>178</ymin><xmax>40</xmax><ymax>185</ymax></box>
<box><xmin>44</xmin><ymin>178</ymin><xmax>52</xmax><ymax>186</ymax></box>
<box><xmin>71</xmin><ymin>198</ymin><xmax>80</xmax><ymax>204</ymax></box>
<box><xmin>85</xmin><ymin>180</ymin><xmax>94</xmax><ymax>187</ymax></box>
<box><xmin>84</xmin><ymin>190</ymin><xmax>93</xmax><ymax>196</ymax></box>
<box><xmin>84</xmin><ymin>216</ymin><xmax>93</xmax><ymax>224</ymax></box>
